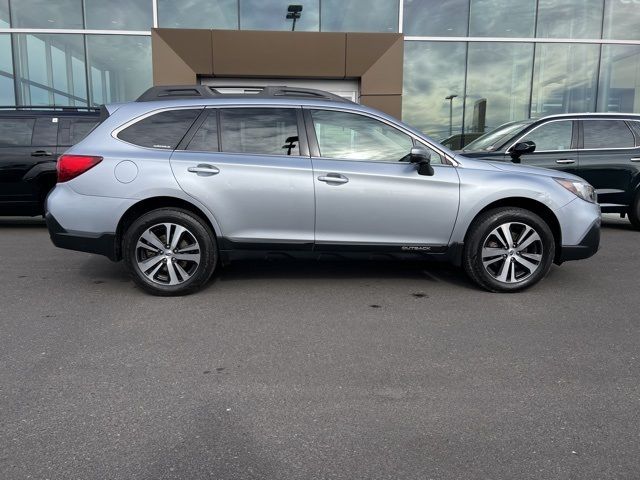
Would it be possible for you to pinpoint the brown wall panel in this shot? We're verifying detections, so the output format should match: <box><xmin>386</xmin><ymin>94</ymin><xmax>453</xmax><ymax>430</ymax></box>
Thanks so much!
<box><xmin>359</xmin><ymin>38</ymin><xmax>404</xmax><ymax>95</ymax></box>
<box><xmin>152</xmin><ymin>31</ymin><xmax>198</xmax><ymax>85</ymax></box>
<box><xmin>152</xmin><ymin>29</ymin><xmax>404</xmax><ymax>118</ymax></box>
<box><xmin>212</xmin><ymin>31</ymin><xmax>346</xmax><ymax>78</ymax></box>
<box><xmin>360</xmin><ymin>95</ymin><xmax>402</xmax><ymax>120</ymax></box>
<box><xmin>154</xmin><ymin>29</ymin><xmax>213</xmax><ymax>74</ymax></box>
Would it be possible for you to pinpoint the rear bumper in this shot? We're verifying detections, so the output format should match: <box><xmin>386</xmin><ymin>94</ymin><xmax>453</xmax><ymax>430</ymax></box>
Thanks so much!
<box><xmin>558</xmin><ymin>218</ymin><xmax>600</xmax><ymax>262</ymax></box>
<box><xmin>45</xmin><ymin>212</ymin><xmax>118</xmax><ymax>260</ymax></box>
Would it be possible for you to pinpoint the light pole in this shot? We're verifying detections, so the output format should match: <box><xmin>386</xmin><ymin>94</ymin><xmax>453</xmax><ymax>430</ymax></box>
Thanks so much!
<box><xmin>445</xmin><ymin>94</ymin><xmax>458</xmax><ymax>137</ymax></box>
<box><xmin>286</xmin><ymin>5</ymin><xmax>303</xmax><ymax>31</ymax></box>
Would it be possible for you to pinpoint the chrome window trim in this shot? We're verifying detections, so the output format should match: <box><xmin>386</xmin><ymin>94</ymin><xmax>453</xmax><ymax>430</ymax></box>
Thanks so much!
<box><xmin>579</xmin><ymin>118</ymin><xmax>639</xmax><ymax>151</ymax></box>
<box><xmin>303</xmin><ymin>105</ymin><xmax>459</xmax><ymax>166</ymax></box>
<box><xmin>111</xmin><ymin>105</ymin><xmax>205</xmax><ymax>150</ymax></box>
<box><xmin>506</xmin><ymin>118</ymin><xmax>576</xmax><ymax>154</ymax></box>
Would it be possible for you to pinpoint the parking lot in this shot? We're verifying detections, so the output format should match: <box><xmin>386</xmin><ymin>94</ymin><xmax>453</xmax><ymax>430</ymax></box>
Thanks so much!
<box><xmin>1</xmin><ymin>214</ymin><xmax>638</xmax><ymax>479</ymax></box>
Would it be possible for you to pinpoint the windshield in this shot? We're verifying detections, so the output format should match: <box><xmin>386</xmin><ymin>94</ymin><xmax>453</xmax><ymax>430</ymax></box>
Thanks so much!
<box><xmin>462</xmin><ymin>121</ymin><xmax>532</xmax><ymax>152</ymax></box>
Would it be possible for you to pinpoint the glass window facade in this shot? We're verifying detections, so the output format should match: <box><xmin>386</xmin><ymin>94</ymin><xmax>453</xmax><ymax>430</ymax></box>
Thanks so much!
<box><xmin>0</xmin><ymin>0</ymin><xmax>638</xmax><ymax>143</ymax></box>
<box><xmin>468</xmin><ymin>0</ymin><xmax>536</xmax><ymax>38</ymax></box>
<box><xmin>531</xmin><ymin>43</ymin><xmax>600</xmax><ymax>116</ymax></box>
<box><xmin>10</xmin><ymin>0</ymin><xmax>84</xmax><ymax>29</ymax></box>
<box><xmin>84</xmin><ymin>0</ymin><xmax>153</xmax><ymax>30</ymax></box>
<box><xmin>603</xmin><ymin>0</ymin><xmax>640</xmax><ymax>41</ymax></box>
<box><xmin>321</xmin><ymin>0</ymin><xmax>398</xmax><ymax>32</ymax></box>
<box><xmin>598</xmin><ymin>44</ymin><xmax>640</xmax><ymax>113</ymax></box>
<box><xmin>536</xmin><ymin>0</ymin><xmax>604</xmax><ymax>39</ymax></box>
<box><xmin>0</xmin><ymin>0</ymin><xmax>9</xmax><ymax>28</ymax></box>
<box><xmin>86</xmin><ymin>35</ymin><xmax>151</xmax><ymax>105</ymax></box>
<box><xmin>464</xmin><ymin>42</ymin><xmax>533</xmax><ymax>133</ymax></box>
<box><xmin>13</xmin><ymin>34</ymin><xmax>87</xmax><ymax>106</ymax></box>
<box><xmin>157</xmin><ymin>0</ymin><xmax>238</xmax><ymax>29</ymax></box>
<box><xmin>241</xmin><ymin>0</ymin><xmax>319</xmax><ymax>31</ymax></box>
<box><xmin>0</xmin><ymin>34</ymin><xmax>14</xmax><ymax>105</ymax></box>
<box><xmin>403</xmin><ymin>0</ymin><xmax>468</xmax><ymax>37</ymax></box>
<box><xmin>403</xmin><ymin>41</ymin><xmax>466</xmax><ymax>141</ymax></box>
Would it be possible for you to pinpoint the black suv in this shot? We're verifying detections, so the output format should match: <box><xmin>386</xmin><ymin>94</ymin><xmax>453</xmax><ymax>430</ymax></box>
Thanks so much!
<box><xmin>461</xmin><ymin>113</ymin><xmax>640</xmax><ymax>229</ymax></box>
<box><xmin>0</xmin><ymin>107</ymin><xmax>100</xmax><ymax>216</ymax></box>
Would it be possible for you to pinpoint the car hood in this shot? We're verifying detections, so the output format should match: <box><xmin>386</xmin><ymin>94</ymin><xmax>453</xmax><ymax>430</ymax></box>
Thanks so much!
<box><xmin>454</xmin><ymin>155</ymin><xmax>585</xmax><ymax>183</ymax></box>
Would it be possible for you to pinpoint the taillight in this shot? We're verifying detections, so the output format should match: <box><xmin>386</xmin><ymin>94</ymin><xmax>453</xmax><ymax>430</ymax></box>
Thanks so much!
<box><xmin>57</xmin><ymin>155</ymin><xmax>103</xmax><ymax>183</ymax></box>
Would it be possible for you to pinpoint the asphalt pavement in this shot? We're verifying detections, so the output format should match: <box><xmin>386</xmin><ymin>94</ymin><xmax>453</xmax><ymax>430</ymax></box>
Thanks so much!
<box><xmin>1</xmin><ymin>215</ymin><xmax>638</xmax><ymax>479</ymax></box>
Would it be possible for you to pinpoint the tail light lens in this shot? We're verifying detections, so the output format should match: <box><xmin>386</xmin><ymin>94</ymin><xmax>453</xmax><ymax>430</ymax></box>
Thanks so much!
<box><xmin>57</xmin><ymin>155</ymin><xmax>103</xmax><ymax>183</ymax></box>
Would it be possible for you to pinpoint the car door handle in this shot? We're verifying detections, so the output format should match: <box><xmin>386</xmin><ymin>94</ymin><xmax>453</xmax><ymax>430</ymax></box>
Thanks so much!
<box><xmin>630</xmin><ymin>158</ymin><xmax>640</xmax><ymax>163</ymax></box>
<box><xmin>555</xmin><ymin>159</ymin><xmax>575</xmax><ymax>164</ymax></box>
<box><xmin>187</xmin><ymin>164</ymin><xmax>220</xmax><ymax>176</ymax></box>
<box><xmin>31</xmin><ymin>150</ymin><xmax>53</xmax><ymax>157</ymax></box>
<box><xmin>318</xmin><ymin>173</ymin><xmax>349</xmax><ymax>184</ymax></box>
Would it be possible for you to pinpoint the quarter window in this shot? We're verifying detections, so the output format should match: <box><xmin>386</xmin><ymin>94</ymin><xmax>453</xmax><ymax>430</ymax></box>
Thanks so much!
<box><xmin>520</xmin><ymin>121</ymin><xmax>573</xmax><ymax>151</ymax></box>
<box><xmin>310</xmin><ymin>110</ymin><xmax>414</xmax><ymax>162</ymax></box>
<box><xmin>0</xmin><ymin>118</ymin><xmax>35</xmax><ymax>146</ymax></box>
<box><xmin>220</xmin><ymin>108</ymin><xmax>299</xmax><ymax>156</ymax></box>
<box><xmin>118</xmin><ymin>109</ymin><xmax>201</xmax><ymax>149</ymax></box>
<box><xmin>582</xmin><ymin>120</ymin><xmax>635</xmax><ymax>149</ymax></box>
<box><xmin>187</xmin><ymin>111</ymin><xmax>219</xmax><ymax>152</ymax></box>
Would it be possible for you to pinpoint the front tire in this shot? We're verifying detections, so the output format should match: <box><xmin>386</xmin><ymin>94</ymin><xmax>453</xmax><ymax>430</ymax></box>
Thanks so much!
<box><xmin>123</xmin><ymin>208</ymin><xmax>217</xmax><ymax>296</ymax></box>
<box><xmin>463</xmin><ymin>207</ymin><xmax>555</xmax><ymax>292</ymax></box>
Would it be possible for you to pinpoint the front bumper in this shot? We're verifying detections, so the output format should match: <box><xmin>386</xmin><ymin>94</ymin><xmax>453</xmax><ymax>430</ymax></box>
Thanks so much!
<box><xmin>45</xmin><ymin>212</ymin><xmax>118</xmax><ymax>261</ymax></box>
<box><xmin>558</xmin><ymin>217</ymin><xmax>600</xmax><ymax>262</ymax></box>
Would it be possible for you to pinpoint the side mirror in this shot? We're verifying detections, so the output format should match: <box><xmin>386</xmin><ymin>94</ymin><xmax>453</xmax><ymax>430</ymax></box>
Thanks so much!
<box><xmin>509</xmin><ymin>141</ymin><xmax>536</xmax><ymax>163</ymax></box>
<box><xmin>409</xmin><ymin>146</ymin><xmax>434</xmax><ymax>176</ymax></box>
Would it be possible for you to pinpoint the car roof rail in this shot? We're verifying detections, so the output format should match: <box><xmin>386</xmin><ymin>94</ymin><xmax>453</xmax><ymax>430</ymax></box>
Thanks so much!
<box><xmin>0</xmin><ymin>105</ymin><xmax>100</xmax><ymax>112</ymax></box>
<box><xmin>136</xmin><ymin>85</ymin><xmax>354</xmax><ymax>104</ymax></box>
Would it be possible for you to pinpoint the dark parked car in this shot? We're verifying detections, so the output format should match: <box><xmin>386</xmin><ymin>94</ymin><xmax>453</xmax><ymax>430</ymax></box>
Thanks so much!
<box><xmin>461</xmin><ymin>113</ymin><xmax>640</xmax><ymax>229</ymax></box>
<box><xmin>0</xmin><ymin>106</ymin><xmax>100</xmax><ymax>216</ymax></box>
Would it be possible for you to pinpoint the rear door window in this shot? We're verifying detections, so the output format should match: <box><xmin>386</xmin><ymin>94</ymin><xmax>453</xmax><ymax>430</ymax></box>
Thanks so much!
<box><xmin>219</xmin><ymin>108</ymin><xmax>299</xmax><ymax>156</ymax></box>
<box><xmin>32</xmin><ymin>117</ymin><xmax>58</xmax><ymax>146</ymax></box>
<box><xmin>0</xmin><ymin>118</ymin><xmax>35</xmax><ymax>146</ymax></box>
<box><xmin>582</xmin><ymin>120</ymin><xmax>635</xmax><ymax>149</ymax></box>
<box><xmin>117</xmin><ymin>109</ymin><xmax>202</xmax><ymax>149</ymax></box>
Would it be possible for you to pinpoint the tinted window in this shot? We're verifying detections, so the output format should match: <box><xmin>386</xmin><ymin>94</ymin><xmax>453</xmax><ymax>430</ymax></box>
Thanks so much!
<box><xmin>310</xmin><ymin>110</ymin><xmax>413</xmax><ymax>162</ymax></box>
<box><xmin>521</xmin><ymin>121</ymin><xmax>573</xmax><ymax>151</ymax></box>
<box><xmin>582</xmin><ymin>120</ymin><xmax>635</xmax><ymax>149</ymax></box>
<box><xmin>0</xmin><ymin>118</ymin><xmax>35</xmax><ymax>146</ymax></box>
<box><xmin>220</xmin><ymin>108</ymin><xmax>299</xmax><ymax>156</ymax></box>
<box><xmin>187</xmin><ymin>112</ymin><xmax>219</xmax><ymax>152</ymax></box>
<box><xmin>69</xmin><ymin>119</ymin><xmax>98</xmax><ymax>144</ymax></box>
<box><xmin>118</xmin><ymin>109</ymin><xmax>201</xmax><ymax>149</ymax></box>
<box><xmin>33</xmin><ymin>117</ymin><xmax>58</xmax><ymax>145</ymax></box>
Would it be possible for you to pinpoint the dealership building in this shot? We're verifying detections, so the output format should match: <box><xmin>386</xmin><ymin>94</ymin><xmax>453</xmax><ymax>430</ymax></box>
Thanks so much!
<box><xmin>1</xmin><ymin>0</ymin><xmax>639</xmax><ymax>142</ymax></box>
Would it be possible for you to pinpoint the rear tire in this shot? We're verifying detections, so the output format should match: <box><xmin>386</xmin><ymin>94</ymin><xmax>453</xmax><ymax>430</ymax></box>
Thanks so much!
<box><xmin>463</xmin><ymin>207</ymin><xmax>555</xmax><ymax>292</ymax></box>
<box><xmin>628</xmin><ymin>191</ymin><xmax>640</xmax><ymax>230</ymax></box>
<box><xmin>123</xmin><ymin>208</ymin><xmax>217</xmax><ymax>296</ymax></box>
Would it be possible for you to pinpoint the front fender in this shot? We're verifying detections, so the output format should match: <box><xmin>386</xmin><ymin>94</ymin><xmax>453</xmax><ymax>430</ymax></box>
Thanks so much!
<box><xmin>449</xmin><ymin>168</ymin><xmax>575</xmax><ymax>244</ymax></box>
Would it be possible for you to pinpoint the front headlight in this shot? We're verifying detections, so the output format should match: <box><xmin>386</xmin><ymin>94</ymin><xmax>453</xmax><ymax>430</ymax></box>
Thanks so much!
<box><xmin>554</xmin><ymin>178</ymin><xmax>597</xmax><ymax>203</ymax></box>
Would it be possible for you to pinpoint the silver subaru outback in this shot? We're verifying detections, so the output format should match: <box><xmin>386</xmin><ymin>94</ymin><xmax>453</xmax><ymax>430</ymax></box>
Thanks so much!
<box><xmin>46</xmin><ymin>86</ymin><xmax>600</xmax><ymax>296</ymax></box>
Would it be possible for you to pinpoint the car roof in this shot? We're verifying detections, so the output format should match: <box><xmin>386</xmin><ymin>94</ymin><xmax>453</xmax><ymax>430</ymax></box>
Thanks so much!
<box><xmin>533</xmin><ymin>112</ymin><xmax>640</xmax><ymax>121</ymax></box>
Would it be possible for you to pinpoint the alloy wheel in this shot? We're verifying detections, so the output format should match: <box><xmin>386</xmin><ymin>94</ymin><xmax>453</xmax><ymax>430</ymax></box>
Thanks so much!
<box><xmin>481</xmin><ymin>222</ymin><xmax>543</xmax><ymax>284</ymax></box>
<box><xmin>135</xmin><ymin>223</ymin><xmax>201</xmax><ymax>285</ymax></box>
